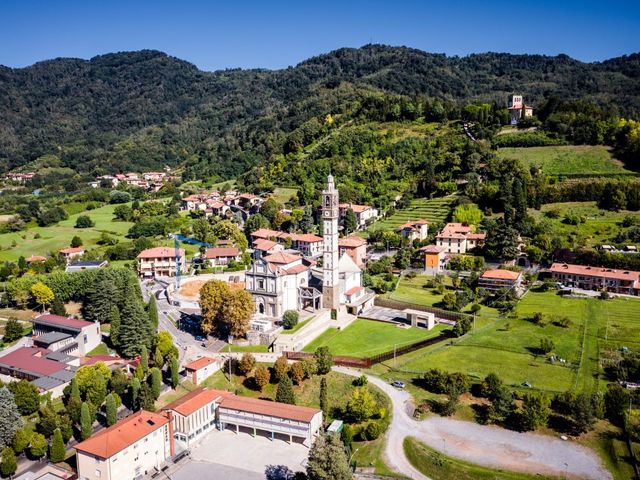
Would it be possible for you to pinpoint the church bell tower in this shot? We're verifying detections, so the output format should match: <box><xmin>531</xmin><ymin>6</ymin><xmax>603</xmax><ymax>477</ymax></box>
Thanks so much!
<box><xmin>322</xmin><ymin>174</ymin><xmax>340</xmax><ymax>311</ymax></box>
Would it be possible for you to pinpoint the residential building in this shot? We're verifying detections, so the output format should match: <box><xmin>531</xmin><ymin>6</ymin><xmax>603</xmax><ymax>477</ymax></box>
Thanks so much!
<box><xmin>218</xmin><ymin>394</ymin><xmax>322</xmax><ymax>444</ymax></box>
<box><xmin>203</xmin><ymin>247</ymin><xmax>240</xmax><ymax>267</ymax></box>
<box><xmin>65</xmin><ymin>260</ymin><xmax>108</xmax><ymax>273</ymax></box>
<box><xmin>26</xmin><ymin>255</ymin><xmax>47</xmax><ymax>264</ymax></box>
<box><xmin>398</xmin><ymin>220</ymin><xmax>429</xmax><ymax>242</ymax></box>
<box><xmin>32</xmin><ymin>314</ymin><xmax>101</xmax><ymax>356</ymax></box>
<box><xmin>507</xmin><ymin>94</ymin><xmax>534</xmax><ymax>125</ymax></box>
<box><xmin>435</xmin><ymin>223</ymin><xmax>486</xmax><ymax>254</ymax></box>
<box><xmin>58</xmin><ymin>247</ymin><xmax>85</xmax><ymax>263</ymax></box>
<box><xmin>549</xmin><ymin>263</ymin><xmax>640</xmax><ymax>296</ymax></box>
<box><xmin>252</xmin><ymin>238</ymin><xmax>284</xmax><ymax>256</ymax></box>
<box><xmin>338</xmin><ymin>203</ymin><xmax>378</xmax><ymax>230</ymax></box>
<box><xmin>162</xmin><ymin>387</ymin><xmax>230</xmax><ymax>450</ymax></box>
<box><xmin>292</xmin><ymin>234</ymin><xmax>324</xmax><ymax>257</ymax></box>
<box><xmin>250</xmin><ymin>228</ymin><xmax>292</xmax><ymax>244</ymax></box>
<box><xmin>420</xmin><ymin>245</ymin><xmax>447</xmax><ymax>273</ymax></box>
<box><xmin>184</xmin><ymin>357</ymin><xmax>221</xmax><ymax>385</ymax></box>
<box><xmin>136</xmin><ymin>247</ymin><xmax>186</xmax><ymax>278</ymax></box>
<box><xmin>0</xmin><ymin>347</ymin><xmax>77</xmax><ymax>397</ymax></box>
<box><xmin>338</xmin><ymin>236</ymin><xmax>368</xmax><ymax>267</ymax></box>
<box><xmin>478</xmin><ymin>269</ymin><xmax>523</xmax><ymax>292</ymax></box>
<box><xmin>75</xmin><ymin>410</ymin><xmax>173</xmax><ymax>480</ymax></box>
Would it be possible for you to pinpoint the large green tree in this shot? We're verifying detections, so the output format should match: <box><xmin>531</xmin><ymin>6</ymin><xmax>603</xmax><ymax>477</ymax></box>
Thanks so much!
<box><xmin>306</xmin><ymin>433</ymin><xmax>352</xmax><ymax>480</ymax></box>
<box><xmin>8</xmin><ymin>380</ymin><xmax>41</xmax><ymax>415</ymax></box>
<box><xmin>0</xmin><ymin>447</ymin><xmax>17</xmax><ymax>477</ymax></box>
<box><xmin>80</xmin><ymin>402</ymin><xmax>92</xmax><ymax>440</ymax></box>
<box><xmin>0</xmin><ymin>388</ymin><xmax>22</xmax><ymax>449</ymax></box>
<box><xmin>148</xmin><ymin>295</ymin><xmax>159</xmax><ymax>329</ymax></box>
<box><xmin>49</xmin><ymin>428</ymin><xmax>66</xmax><ymax>463</ymax></box>
<box><xmin>275</xmin><ymin>376</ymin><xmax>295</xmax><ymax>405</ymax></box>
<box><xmin>105</xmin><ymin>393</ymin><xmax>117</xmax><ymax>427</ymax></box>
<box><xmin>117</xmin><ymin>279</ymin><xmax>154</xmax><ymax>357</ymax></box>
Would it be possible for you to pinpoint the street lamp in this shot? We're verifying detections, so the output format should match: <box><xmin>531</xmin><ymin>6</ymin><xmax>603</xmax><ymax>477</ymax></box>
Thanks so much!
<box><xmin>349</xmin><ymin>447</ymin><xmax>360</xmax><ymax>466</ymax></box>
<box><xmin>228</xmin><ymin>335</ymin><xmax>234</xmax><ymax>384</ymax></box>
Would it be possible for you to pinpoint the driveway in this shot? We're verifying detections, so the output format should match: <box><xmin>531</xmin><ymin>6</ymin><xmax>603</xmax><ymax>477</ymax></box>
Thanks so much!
<box><xmin>334</xmin><ymin>367</ymin><xmax>611</xmax><ymax>480</ymax></box>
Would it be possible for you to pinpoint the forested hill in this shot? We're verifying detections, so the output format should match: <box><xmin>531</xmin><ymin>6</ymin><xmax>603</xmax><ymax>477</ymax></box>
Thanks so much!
<box><xmin>1</xmin><ymin>45</ymin><xmax>639</xmax><ymax>177</ymax></box>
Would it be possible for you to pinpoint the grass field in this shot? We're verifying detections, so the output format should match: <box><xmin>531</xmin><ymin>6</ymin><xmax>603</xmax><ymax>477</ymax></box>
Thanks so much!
<box><xmin>303</xmin><ymin>319</ymin><xmax>450</xmax><ymax>358</ymax></box>
<box><xmin>497</xmin><ymin>145</ymin><xmax>632</xmax><ymax>176</ymax></box>
<box><xmin>369</xmin><ymin>195</ymin><xmax>456</xmax><ymax>233</ymax></box>
<box><xmin>280</xmin><ymin>316</ymin><xmax>314</xmax><ymax>335</ymax></box>
<box><xmin>0</xmin><ymin>203</ymin><xmax>134</xmax><ymax>261</ymax></box>
<box><xmin>272</xmin><ymin>187</ymin><xmax>298</xmax><ymax>205</ymax></box>
<box><xmin>528</xmin><ymin>201</ymin><xmax>636</xmax><ymax>249</ymax></box>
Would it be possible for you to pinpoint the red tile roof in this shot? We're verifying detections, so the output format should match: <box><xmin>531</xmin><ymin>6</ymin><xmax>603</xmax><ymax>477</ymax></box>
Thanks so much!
<box><xmin>399</xmin><ymin>219</ymin><xmax>429</xmax><ymax>230</ymax></box>
<box><xmin>59</xmin><ymin>247</ymin><xmax>85</xmax><ymax>255</ymax></box>
<box><xmin>338</xmin><ymin>203</ymin><xmax>371</xmax><ymax>214</ymax></box>
<box><xmin>251</xmin><ymin>228</ymin><xmax>288</xmax><ymax>239</ymax></box>
<box><xmin>292</xmin><ymin>233</ymin><xmax>323</xmax><ymax>243</ymax></box>
<box><xmin>33</xmin><ymin>314</ymin><xmax>93</xmax><ymax>329</ymax></box>
<box><xmin>338</xmin><ymin>236</ymin><xmax>367</xmax><ymax>248</ymax></box>
<box><xmin>265</xmin><ymin>252</ymin><xmax>302</xmax><ymax>265</ymax></box>
<box><xmin>220</xmin><ymin>395</ymin><xmax>321</xmax><ymax>423</ymax></box>
<box><xmin>420</xmin><ymin>245</ymin><xmax>446</xmax><ymax>253</ymax></box>
<box><xmin>136</xmin><ymin>247</ymin><xmax>185</xmax><ymax>259</ymax></box>
<box><xmin>204</xmin><ymin>247</ymin><xmax>239</xmax><ymax>259</ymax></box>
<box><xmin>253</xmin><ymin>239</ymin><xmax>279</xmax><ymax>251</ymax></box>
<box><xmin>481</xmin><ymin>269</ymin><xmax>522</xmax><ymax>281</ymax></box>
<box><xmin>0</xmin><ymin>347</ymin><xmax>67</xmax><ymax>376</ymax></box>
<box><xmin>163</xmin><ymin>387</ymin><xmax>231</xmax><ymax>417</ymax></box>
<box><xmin>26</xmin><ymin>255</ymin><xmax>47</xmax><ymax>263</ymax></box>
<box><xmin>549</xmin><ymin>263</ymin><xmax>640</xmax><ymax>282</ymax></box>
<box><xmin>345</xmin><ymin>286</ymin><xmax>364</xmax><ymax>296</ymax></box>
<box><xmin>283</xmin><ymin>264</ymin><xmax>309</xmax><ymax>275</ymax></box>
<box><xmin>74</xmin><ymin>410</ymin><xmax>169</xmax><ymax>459</ymax></box>
<box><xmin>184</xmin><ymin>357</ymin><xmax>218</xmax><ymax>371</ymax></box>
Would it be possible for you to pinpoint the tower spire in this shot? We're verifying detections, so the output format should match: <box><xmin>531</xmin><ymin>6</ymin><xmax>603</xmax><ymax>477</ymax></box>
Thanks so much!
<box><xmin>322</xmin><ymin>174</ymin><xmax>340</xmax><ymax>312</ymax></box>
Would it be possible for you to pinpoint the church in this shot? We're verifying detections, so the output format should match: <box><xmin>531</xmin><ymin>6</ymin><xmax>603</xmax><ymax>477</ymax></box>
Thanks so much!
<box><xmin>245</xmin><ymin>175</ymin><xmax>373</xmax><ymax>318</ymax></box>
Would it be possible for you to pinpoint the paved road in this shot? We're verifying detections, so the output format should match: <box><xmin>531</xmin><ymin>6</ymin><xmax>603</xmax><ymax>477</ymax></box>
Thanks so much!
<box><xmin>334</xmin><ymin>367</ymin><xmax>611</xmax><ymax>480</ymax></box>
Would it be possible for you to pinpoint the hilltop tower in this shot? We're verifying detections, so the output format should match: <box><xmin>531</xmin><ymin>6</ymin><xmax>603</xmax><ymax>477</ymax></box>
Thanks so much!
<box><xmin>322</xmin><ymin>174</ymin><xmax>340</xmax><ymax>311</ymax></box>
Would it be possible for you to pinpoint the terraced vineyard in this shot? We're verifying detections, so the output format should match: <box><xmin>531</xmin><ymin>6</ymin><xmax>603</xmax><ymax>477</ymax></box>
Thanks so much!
<box><xmin>369</xmin><ymin>195</ymin><xmax>456</xmax><ymax>232</ymax></box>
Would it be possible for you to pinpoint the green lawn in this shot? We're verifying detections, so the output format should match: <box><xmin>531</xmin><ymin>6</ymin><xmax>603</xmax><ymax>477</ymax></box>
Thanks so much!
<box><xmin>272</xmin><ymin>187</ymin><xmax>299</xmax><ymax>205</ymax></box>
<box><xmin>228</xmin><ymin>344</ymin><xmax>269</xmax><ymax>353</ymax></box>
<box><xmin>87</xmin><ymin>342</ymin><xmax>111</xmax><ymax>356</ymax></box>
<box><xmin>303</xmin><ymin>319</ymin><xmax>450</xmax><ymax>358</ymax></box>
<box><xmin>497</xmin><ymin>145</ymin><xmax>632</xmax><ymax>176</ymax></box>
<box><xmin>0</xmin><ymin>202</ymin><xmax>134</xmax><ymax>261</ymax></box>
<box><xmin>528</xmin><ymin>201</ymin><xmax>637</xmax><ymax>249</ymax></box>
<box><xmin>369</xmin><ymin>195</ymin><xmax>456</xmax><ymax>233</ymax></box>
<box><xmin>279</xmin><ymin>316</ymin><xmax>314</xmax><ymax>335</ymax></box>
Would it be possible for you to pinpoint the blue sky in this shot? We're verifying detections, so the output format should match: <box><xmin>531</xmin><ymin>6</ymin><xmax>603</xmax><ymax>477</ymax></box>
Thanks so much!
<box><xmin>0</xmin><ymin>0</ymin><xmax>638</xmax><ymax>70</ymax></box>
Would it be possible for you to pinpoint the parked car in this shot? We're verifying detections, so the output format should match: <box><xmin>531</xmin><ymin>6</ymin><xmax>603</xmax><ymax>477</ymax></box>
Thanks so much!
<box><xmin>195</xmin><ymin>336</ymin><xmax>205</xmax><ymax>342</ymax></box>
<box><xmin>391</xmin><ymin>380</ymin><xmax>405</xmax><ymax>389</ymax></box>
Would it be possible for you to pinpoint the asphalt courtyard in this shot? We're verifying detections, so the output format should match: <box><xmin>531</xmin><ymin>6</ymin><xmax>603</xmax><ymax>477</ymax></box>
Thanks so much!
<box><xmin>171</xmin><ymin>428</ymin><xmax>309</xmax><ymax>479</ymax></box>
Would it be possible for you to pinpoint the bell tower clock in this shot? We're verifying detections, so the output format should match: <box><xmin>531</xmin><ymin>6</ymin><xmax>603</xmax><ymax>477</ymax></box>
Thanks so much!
<box><xmin>322</xmin><ymin>174</ymin><xmax>340</xmax><ymax>312</ymax></box>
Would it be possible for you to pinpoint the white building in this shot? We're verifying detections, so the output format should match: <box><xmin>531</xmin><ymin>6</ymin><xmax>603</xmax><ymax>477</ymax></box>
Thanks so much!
<box><xmin>136</xmin><ymin>247</ymin><xmax>186</xmax><ymax>278</ymax></box>
<box><xmin>75</xmin><ymin>410</ymin><xmax>173</xmax><ymax>480</ymax></box>
<box><xmin>338</xmin><ymin>203</ymin><xmax>379</xmax><ymax>230</ymax></box>
<box><xmin>435</xmin><ymin>223</ymin><xmax>486</xmax><ymax>254</ymax></box>
<box><xmin>398</xmin><ymin>219</ymin><xmax>429</xmax><ymax>242</ymax></box>
<box><xmin>183</xmin><ymin>357</ymin><xmax>221</xmax><ymax>385</ymax></box>
<box><xmin>32</xmin><ymin>314</ymin><xmax>101</xmax><ymax>356</ymax></box>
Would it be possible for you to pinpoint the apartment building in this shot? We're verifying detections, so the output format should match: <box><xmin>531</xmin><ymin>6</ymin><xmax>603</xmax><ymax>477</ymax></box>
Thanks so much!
<box><xmin>338</xmin><ymin>236</ymin><xmax>368</xmax><ymax>267</ymax></box>
<box><xmin>203</xmin><ymin>247</ymin><xmax>240</xmax><ymax>267</ymax></box>
<box><xmin>338</xmin><ymin>203</ymin><xmax>378</xmax><ymax>230</ymax></box>
<box><xmin>478</xmin><ymin>269</ymin><xmax>523</xmax><ymax>292</ymax></box>
<box><xmin>75</xmin><ymin>411</ymin><xmax>173</xmax><ymax>480</ymax></box>
<box><xmin>549</xmin><ymin>263</ymin><xmax>640</xmax><ymax>295</ymax></box>
<box><xmin>435</xmin><ymin>223</ymin><xmax>486</xmax><ymax>254</ymax></box>
<box><xmin>136</xmin><ymin>247</ymin><xmax>186</xmax><ymax>278</ymax></box>
<box><xmin>420</xmin><ymin>245</ymin><xmax>447</xmax><ymax>273</ymax></box>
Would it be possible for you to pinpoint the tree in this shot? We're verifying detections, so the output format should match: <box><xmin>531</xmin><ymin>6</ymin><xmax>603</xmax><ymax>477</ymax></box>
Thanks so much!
<box><xmin>170</xmin><ymin>357</ymin><xmax>179</xmax><ymax>389</ymax></box>
<box><xmin>2</xmin><ymin>318</ymin><xmax>23</xmax><ymax>343</ymax></box>
<box><xmin>199</xmin><ymin>280</ymin><xmax>229</xmax><ymax>334</ymax></box>
<box><xmin>483</xmin><ymin>218</ymin><xmax>519</xmax><ymax>261</ymax></box>
<box><xmin>66</xmin><ymin>378</ymin><xmax>82</xmax><ymax>424</ymax></box>
<box><xmin>265</xmin><ymin>465</ymin><xmax>297</xmax><ymax>480</ymax></box>
<box><xmin>282</xmin><ymin>310</ymin><xmax>299</xmax><ymax>330</ymax></box>
<box><xmin>275</xmin><ymin>376</ymin><xmax>295</xmax><ymax>405</ymax></box>
<box><xmin>58</xmin><ymin>415</ymin><xmax>73</xmax><ymax>443</ymax></box>
<box><xmin>80</xmin><ymin>402</ymin><xmax>92</xmax><ymax>440</ymax></box>
<box><xmin>83</xmin><ymin>271</ymin><xmax>119</xmax><ymax>324</ymax></box>
<box><xmin>0</xmin><ymin>388</ymin><xmax>22</xmax><ymax>449</ymax></box>
<box><xmin>245</xmin><ymin>214</ymin><xmax>270</xmax><ymax>237</ymax></box>
<box><xmin>50</xmin><ymin>295</ymin><xmax>67</xmax><ymax>316</ymax></box>
<box><xmin>453</xmin><ymin>203</ymin><xmax>483</xmax><ymax>225</ymax></box>
<box><xmin>306</xmin><ymin>433</ymin><xmax>352</xmax><ymax>480</ymax></box>
<box><xmin>199</xmin><ymin>280</ymin><xmax>254</xmax><ymax>338</ymax></box>
<box><xmin>76</xmin><ymin>363</ymin><xmax>111</xmax><ymax>406</ymax></box>
<box><xmin>343</xmin><ymin>208</ymin><xmax>357</xmax><ymax>235</ymax></box>
<box><xmin>137</xmin><ymin>384</ymin><xmax>155</xmax><ymax>412</ymax></box>
<box><xmin>49</xmin><ymin>428</ymin><xmax>65</xmax><ymax>463</ymax></box>
<box><xmin>314</xmin><ymin>347</ymin><xmax>332</xmax><ymax>375</ymax></box>
<box><xmin>12</xmin><ymin>427</ymin><xmax>33</xmax><ymax>455</ymax></box>
<box><xmin>75</xmin><ymin>215</ymin><xmax>95</xmax><ymax>228</ymax></box>
<box><xmin>0</xmin><ymin>447</ymin><xmax>17</xmax><ymax>477</ymax></box>
<box><xmin>154</xmin><ymin>331</ymin><xmax>178</xmax><ymax>365</ymax></box>
<box><xmin>291</xmin><ymin>362</ymin><xmax>305</xmax><ymax>385</ymax></box>
<box><xmin>238</xmin><ymin>353</ymin><xmax>256</xmax><ymax>376</ymax></box>
<box><xmin>29</xmin><ymin>433</ymin><xmax>47</xmax><ymax>459</ymax></box>
<box><xmin>8</xmin><ymin>380</ymin><xmax>41</xmax><ymax>415</ymax></box>
<box><xmin>118</xmin><ymin>281</ymin><xmax>153</xmax><ymax>357</ymax></box>
<box><xmin>131</xmin><ymin>378</ymin><xmax>141</xmax><ymax>410</ymax></box>
<box><xmin>260</xmin><ymin>198</ymin><xmax>281</xmax><ymax>226</ymax></box>
<box><xmin>105</xmin><ymin>393</ymin><xmax>117</xmax><ymax>427</ymax></box>
<box><xmin>319</xmin><ymin>377</ymin><xmax>328</xmax><ymax>416</ymax></box>
<box><xmin>140</xmin><ymin>345</ymin><xmax>149</xmax><ymax>374</ymax></box>
<box><xmin>273</xmin><ymin>356</ymin><xmax>290</xmax><ymax>382</ymax></box>
<box><xmin>572</xmin><ymin>393</ymin><xmax>595</xmax><ymax>434</ymax></box>
<box><xmin>148</xmin><ymin>295</ymin><xmax>159</xmax><ymax>329</ymax></box>
<box><xmin>70</xmin><ymin>235</ymin><xmax>83</xmax><ymax>248</ymax></box>
<box><xmin>346</xmin><ymin>387</ymin><xmax>377</xmax><ymax>422</ymax></box>
<box><xmin>150</xmin><ymin>368</ymin><xmax>162</xmax><ymax>399</ymax></box>
<box><xmin>109</xmin><ymin>305</ymin><xmax>121</xmax><ymax>348</ymax></box>
<box><xmin>605</xmin><ymin>385</ymin><xmax>629</xmax><ymax>426</ymax></box>
<box><xmin>539</xmin><ymin>337</ymin><xmax>555</xmax><ymax>354</ymax></box>
<box><xmin>488</xmin><ymin>386</ymin><xmax>514</xmax><ymax>424</ymax></box>
<box><xmin>31</xmin><ymin>282</ymin><xmax>54</xmax><ymax>309</ymax></box>
<box><xmin>253</xmin><ymin>365</ymin><xmax>270</xmax><ymax>391</ymax></box>
<box><xmin>222</xmin><ymin>289</ymin><xmax>254</xmax><ymax>338</ymax></box>
<box><xmin>37</xmin><ymin>404</ymin><xmax>59</xmax><ymax>438</ymax></box>
<box><xmin>518</xmin><ymin>394</ymin><xmax>549</xmax><ymax>432</ymax></box>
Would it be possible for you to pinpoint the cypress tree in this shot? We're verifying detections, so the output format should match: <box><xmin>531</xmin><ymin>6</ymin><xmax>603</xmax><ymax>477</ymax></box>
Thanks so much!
<box><xmin>117</xmin><ymin>284</ymin><xmax>151</xmax><ymax>357</ymax></box>
<box><xmin>319</xmin><ymin>377</ymin><xmax>328</xmax><ymax>416</ymax></box>
<box><xmin>0</xmin><ymin>447</ymin><xmax>17</xmax><ymax>477</ymax></box>
<box><xmin>275</xmin><ymin>375</ymin><xmax>295</xmax><ymax>405</ymax></box>
<box><xmin>138</xmin><ymin>384</ymin><xmax>155</xmax><ymax>412</ymax></box>
<box><xmin>80</xmin><ymin>402</ymin><xmax>92</xmax><ymax>440</ymax></box>
<box><xmin>105</xmin><ymin>393</ymin><xmax>117</xmax><ymax>426</ymax></box>
<box><xmin>148</xmin><ymin>296</ymin><xmax>159</xmax><ymax>329</ymax></box>
<box><xmin>170</xmin><ymin>357</ymin><xmax>179</xmax><ymax>389</ymax></box>
<box><xmin>131</xmin><ymin>378</ymin><xmax>141</xmax><ymax>411</ymax></box>
<box><xmin>109</xmin><ymin>305</ymin><xmax>121</xmax><ymax>348</ymax></box>
<box><xmin>140</xmin><ymin>345</ymin><xmax>149</xmax><ymax>374</ymax></box>
<box><xmin>150</xmin><ymin>368</ymin><xmax>162</xmax><ymax>400</ymax></box>
<box><xmin>49</xmin><ymin>428</ymin><xmax>65</xmax><ymax>463</ymax></box>
<box><xmin>153</xmin><ymin>347</ymin><xmax>164</xmax><ymax>368</ymax></box>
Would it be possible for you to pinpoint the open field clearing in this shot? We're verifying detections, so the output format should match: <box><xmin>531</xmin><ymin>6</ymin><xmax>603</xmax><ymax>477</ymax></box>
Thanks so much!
<box><xmin>369</xmin><ymin>195</ymin><xmax>456</xmax><ymax>233</ymax></box>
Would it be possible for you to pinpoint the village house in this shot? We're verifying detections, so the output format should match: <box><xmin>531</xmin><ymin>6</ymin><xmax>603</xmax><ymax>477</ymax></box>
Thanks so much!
<box><xmin>549</xmin><ymin>263</ymin><xmax>640</xmax><ymax>296</ymax></box>
<box><xmin>137</xmin><ymin>246</ymin><xmax>186</xmax><ymax>278</ymax></box>
<box><xmin>398</xmin><ymin>219</ymin><xmax>429</xmax><ymax>242</ymax></box>
<box><xmin>507</xmin><ymin>94</ymin><xmax>534</xmax><ymax>125</ymax></box>
<box><xmin>292</xmin><ymin>233</ymin><xmax>324</xmax><ymax>257</ymax></box>
<box><xmin>420</xmin><ymin>245</ymin><xmax>447</xmax><ymax>273</ymax></box>
<box><xmin>252</xmin><ymin>238</ymin><xmax>284</xmax><ymax>256</ymax></box>
<box><xmin>183</xmin><ymin>357</ymin><xmax>222</xmax><ymax>385</ymax></box>
<box><xmin>478</xmin><ymin>269</ymin><xmax>523</xmax><ymax>292</ymax></box>
<box><xmin>58</xmin><ymin>247</ymin><xmax>85</xmax><ymax>263</ymax></box>
<box><xmin>26</xmin><ymin>255</ymin><xmax>47</xmax><ymax>264</ymax></box>
<box><xmin>75</xmin><ymin>410</ymin><xmax>173</xmax><ymax>480</ymax></box>
<box><xmin>338</xmin><ymin>236</ymin><xmax>368</xmax><ymax>267</ymax></box>
<box><xmin>338</xmin><ymin>203</ymin><xmax>379</xmax><ymax>230</ymax></box>
<box><xmin>435</xmin><ymin>223</ymin><xmax>486</xmax><ymax>254</ymax></box>
<box><xmin>4</xmin><ymin>172</ymin><xmax>35</xmax><ymax>183</ymax></box>
<box><xmin>203</xmin><ymin>247</ymin><xmax>241</xmax><ymax>267</ymax></box>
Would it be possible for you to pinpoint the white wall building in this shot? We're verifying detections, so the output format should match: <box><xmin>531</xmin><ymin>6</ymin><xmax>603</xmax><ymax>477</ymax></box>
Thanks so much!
<box><xmin>31</xmin><ymin>314</ymin><xmax>101</xmax><ymax>356</ymax></box>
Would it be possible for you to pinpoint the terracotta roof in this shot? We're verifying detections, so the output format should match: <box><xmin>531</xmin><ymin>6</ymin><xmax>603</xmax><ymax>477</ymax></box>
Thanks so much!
<box><xmin>399</xmin><ymin>219</ymin><xmax>429</xmax><ymax>230</ymax></box>
<box><xmin>0</xmin><ymin>347</ymin><xmax>67</xmax><ymax>376</ymax></box>
<box><xmin>163</xmin><ymin>387</ymin><xmax>230</xmax><ymax>417</ymax></box>
<box><xmin>345</xmin><ymin>286</ymin><xmax>364</xmax><ymax>296</ymax></box>
<box><xmin>33</xmin><ymin>314</ymin><xmax>93</xmax><ymax>329</ymax></box>
<box><xmin>467</xmin><ymin>233</ymin><xmax>487</xmax><ymax>240</ymax></box>
<box><xmin>293</xmin><ymin>233</ymin><xmax>323</xmax><ymax>243</ymax></box>
<box><xmin>184</xmin><ymin>357</ymin><xmax>218</xmax><ymax>371</ymax></box>
<box><xmin>338</xmin><ymin>203</ymin><xmax>371</xmax><ymax>214</ymax></box>
<box><xmin>549</xmin><ymin>263</ymin><xmax>640</xmax><ymax>282</ymax></box>
<box><xmin>220</xmin><ymin>395</ymin><xmax>320</xmax><ymax>423</ymax></box>
<box><xmin>251</xmin><ymin>228</ymin><xmax>285</xmax><ymax>239</ymax></box>
<box><xmin>264</xmin><ymin>252</ymin><xmax>302</xmax><ymax>265</ymax></box>
<box><xmin>26</xmin><ymin>255</ymin><xmax>47</xmax><ymax>262</ymax></box>
<box><xmin>136</xmin><ymin>247</ymin><xmax>185</xmax><ymax>259</ymax></box>
<box><xmin>74</xmin><ymin>410</ymin><xmax>169</xmax><ymax>459</ymax></box>
<box><xmin>204</xmin><ymin>247</ymin><xmax>239</xmax><ymax>259</ymax></box>
<box><xmin>481</xmin><ymin>269</ymin><xmax>522</xmax><ymax>281</ymax></box>
<box><xmin>338</xmin><ymin>236</ymin><xmax>367</xmax><ymax>248</ymax></box>
<box><xmin>283</xmin><ymin>264</ymin><xmax>309</xmax><ymax>275</ymax></box>
<box><xmin>253</xmin><ymin>239</ymin><xmax>279</xmax><ymax>251</ymax></box>
<box><xmin>420</xmin><ymin>245</ymin><xmax>446</xmax><ymax>253</ymax></box>
<box><xmin>59</xmin><ymin>247</ymin><xmax>85</xmax><ymax>254</ymax></box>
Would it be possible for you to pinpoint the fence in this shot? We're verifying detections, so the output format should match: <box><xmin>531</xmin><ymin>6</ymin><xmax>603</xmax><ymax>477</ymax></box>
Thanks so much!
<box><xmin>284</xmin><ymin>331</ymin><xmax>452</xmax><ymax>369</ymax></box>
<box><xmin>374</xmin><ymin>297</ymin><xmax>471</xmax><ymax>323</ymax></box>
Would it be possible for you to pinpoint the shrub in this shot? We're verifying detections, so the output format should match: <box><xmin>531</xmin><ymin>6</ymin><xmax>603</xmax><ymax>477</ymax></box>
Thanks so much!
<box><xmin>363</xmin><ymin>421</ymin><xmax>381</xmax><ymax>440</ymax></box>
<box><xmin>75</xmin><ymin>215</ymin><xmax>95</xmax><ymax>228</ymax></box>
<box><xmin>353</xmin><ymin>375</ymin><xmax>368</xmax><ymax>387</ymax></box>
<box><xmin>282</xmin><ymin>310</ymin><xmax>299</xmax><ymax>330</ymax></box>
<box><xmin>539</xmin><ymin>337</ymin><xmax>555</xmax><ymax>354</ymax></box>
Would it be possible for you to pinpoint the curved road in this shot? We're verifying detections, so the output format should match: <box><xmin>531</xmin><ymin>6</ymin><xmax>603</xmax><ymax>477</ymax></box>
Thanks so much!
<box><xmin>334</xmin><ymin>367</ymin><xmax>611</xmax><ymax>480</ymax></box>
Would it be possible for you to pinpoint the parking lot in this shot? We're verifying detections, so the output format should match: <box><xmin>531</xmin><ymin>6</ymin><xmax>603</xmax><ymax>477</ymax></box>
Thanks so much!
<box><xmin>170</xmin><ymin>427</ymin><xmax>309</xmax><ymax>479</ymax></box>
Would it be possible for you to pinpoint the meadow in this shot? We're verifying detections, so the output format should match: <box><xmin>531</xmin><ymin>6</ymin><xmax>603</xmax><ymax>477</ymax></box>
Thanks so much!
<box><xmin>368</xmin><ymin>195</ymin><xmax>456</xmax><ymax>233</ymax></box>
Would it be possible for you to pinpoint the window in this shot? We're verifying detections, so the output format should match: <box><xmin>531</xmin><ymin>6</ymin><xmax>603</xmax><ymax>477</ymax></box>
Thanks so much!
<box><xmin>95</xmin><ymin>470</ymin><xmax>101</xmax><ymax>478</ymax></box>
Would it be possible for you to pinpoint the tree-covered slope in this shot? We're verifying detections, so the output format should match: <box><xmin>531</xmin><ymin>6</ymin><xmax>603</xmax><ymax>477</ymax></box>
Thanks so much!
<box><xmin>0</xmin><ymin>45</ymin><xmax>638</xmax><ymax>178</ymax></box>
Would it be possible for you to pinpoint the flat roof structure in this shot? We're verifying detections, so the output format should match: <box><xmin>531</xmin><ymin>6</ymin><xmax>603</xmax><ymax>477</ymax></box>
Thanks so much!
<box><xmin>32</xmin><ymin>314</ymin><xmax>93</xmax><ymax>331</ymax></box>
<box><xmin>219</xmin><ymin>395</ymin><xmax>320</xmax><ymax>423</ymax></box>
